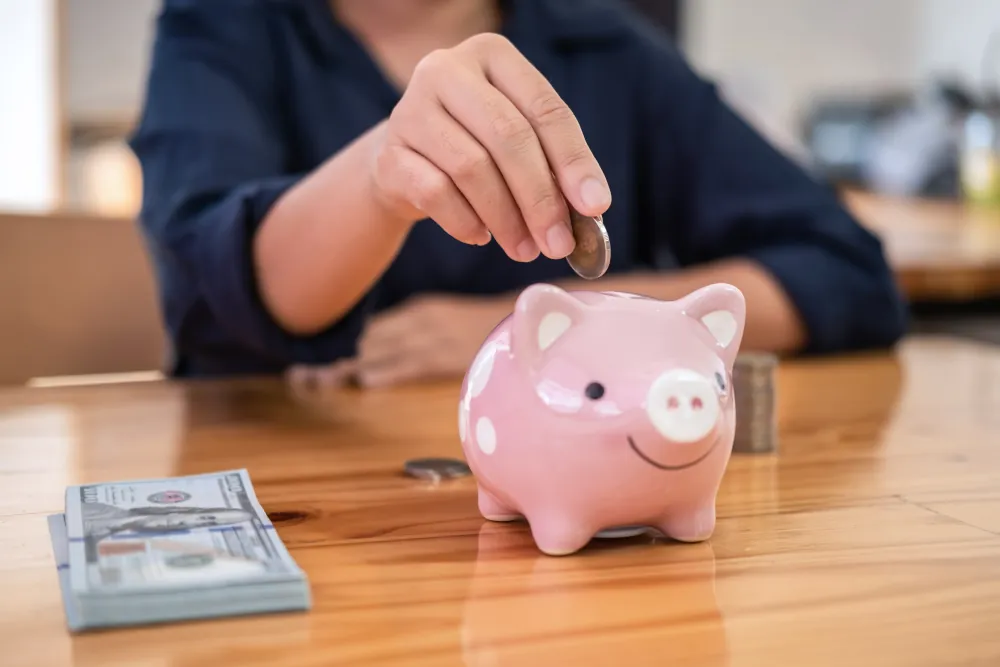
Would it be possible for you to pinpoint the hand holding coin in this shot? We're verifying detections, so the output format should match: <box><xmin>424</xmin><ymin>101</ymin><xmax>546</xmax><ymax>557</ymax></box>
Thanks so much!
<box><xmin>368</xmin><ymin>32</ymin><xmax>612</xmax><ymax>263</ymax></box>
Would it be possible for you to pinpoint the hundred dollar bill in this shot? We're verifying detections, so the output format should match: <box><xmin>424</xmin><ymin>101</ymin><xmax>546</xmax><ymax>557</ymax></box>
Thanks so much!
<box><xmin>47</xmin><ymin>513</ymin><xmax>82</xmax><ymax>631</ymax></box>
<box><xmin>51</xmin><ymin>469</ymin><xmax>310</xmax><ymax>631</ymax></box>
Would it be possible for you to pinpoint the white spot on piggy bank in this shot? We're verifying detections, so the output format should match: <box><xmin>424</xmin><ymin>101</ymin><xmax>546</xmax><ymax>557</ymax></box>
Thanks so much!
<box><xmin>459</xmin><ymin>336</ymin><xmax>503</xmax><ymax>447</ymax></box>
<box><xmin>475</xmin><ymin>416</ymin><xmax>496</xmax><ymax>455</ymax></box>
<box><xmin>457</xmin><ymin>283</ymin><xmax>746</xmax><ymax>556</ymax></box>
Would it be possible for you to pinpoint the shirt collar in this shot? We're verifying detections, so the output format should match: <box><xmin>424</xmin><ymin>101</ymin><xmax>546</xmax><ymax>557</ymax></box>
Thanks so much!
<box><xmin>519</xmin><ymin>0</ymin><xmax>633</xmax><ymax>47</ymax></box>
<box><xmin>283</xmin><ymin>0</ymin><xmax>630</xmax><ymax>66</ymax></box>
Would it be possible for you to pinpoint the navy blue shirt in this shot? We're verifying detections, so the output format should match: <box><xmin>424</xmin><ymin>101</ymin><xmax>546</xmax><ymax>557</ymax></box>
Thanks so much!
<box><xmin>129</xmin><ymin>0</ymin><xmax>908</xmax><ymax>377</ymax></box>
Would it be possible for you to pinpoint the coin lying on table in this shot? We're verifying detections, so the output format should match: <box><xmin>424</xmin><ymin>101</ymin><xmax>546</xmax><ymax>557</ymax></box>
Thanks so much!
<box><xmin>403</xmin><ymin>458</ymin><xmax>472</xmax><ymax>481</ymax></box>
<box><xmin>566</xmin><ymin>209</ymin><xmax>611</xmax><ymax>280</ymax></box>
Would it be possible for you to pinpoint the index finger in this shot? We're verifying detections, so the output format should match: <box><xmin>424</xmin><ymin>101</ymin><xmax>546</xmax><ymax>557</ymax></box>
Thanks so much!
<box><xmin>466</xmin><ymin>35</ymin><xmax>612</xmax><ymax>217</ymax></box>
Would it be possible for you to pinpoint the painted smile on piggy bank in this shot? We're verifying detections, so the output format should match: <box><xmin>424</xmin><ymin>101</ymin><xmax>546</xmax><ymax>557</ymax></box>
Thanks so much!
<box><xmin>458</xmin><ymin>282</ymin><xmax>746</xmax><ymax>556</ymax></box>
<box><xmin>627</xmin><ymin>433</ymin><xmax>718</xmax><ymax>471</ymax></box>
<box><xmin>626</xmin><ymin>365</ymin><xmax>730</xmax><ymax>471</ymax></box>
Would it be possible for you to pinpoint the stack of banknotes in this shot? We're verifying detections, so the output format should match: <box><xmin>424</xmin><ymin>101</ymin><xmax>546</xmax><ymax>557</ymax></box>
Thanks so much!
<box><xmin>47</xmin><ymin>469</ymin><xmax>311</xmax><ymax>632</ymax></box>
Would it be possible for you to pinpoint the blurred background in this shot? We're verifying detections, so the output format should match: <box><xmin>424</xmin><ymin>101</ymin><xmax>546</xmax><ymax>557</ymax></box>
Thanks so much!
<box><xmin>3</xmin><ymin>0</ymin><xmax>1000</xmax><ymax>385</ymax></box>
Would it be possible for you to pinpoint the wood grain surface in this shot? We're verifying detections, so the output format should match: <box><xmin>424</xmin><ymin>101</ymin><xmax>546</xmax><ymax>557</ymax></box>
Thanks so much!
<box><xmin>1</xmin><ymin>335</ymin><xmax>999</xmax><ymax>666</ymax></box>
<box><xmin>844</xmin><ymin>190</ymin><xmax>1000</xmax><ymax>301</ymax></box>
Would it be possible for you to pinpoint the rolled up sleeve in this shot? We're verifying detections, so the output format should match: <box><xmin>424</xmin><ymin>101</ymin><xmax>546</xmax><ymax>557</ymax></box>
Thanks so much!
<box><xmin>635</xmin><ymin>30</ymin><xmax>909</xmax><ymax>354</ymax></box>
<box><xmin>129</xmin><ymin>0</ymin><xmax>368</xmax><ymax>371</ymax></box>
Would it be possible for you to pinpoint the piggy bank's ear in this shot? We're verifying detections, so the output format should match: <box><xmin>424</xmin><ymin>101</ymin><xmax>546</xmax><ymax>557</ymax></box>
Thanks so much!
<box><xmin>678</xmin><ymin>283</ymin><xmax>746</xmax><ymax>368</ymax></box>
<box><xmin>511</xmin><ymin>283</ymin><xmax>586</xmax><ymax>367</ymax></box>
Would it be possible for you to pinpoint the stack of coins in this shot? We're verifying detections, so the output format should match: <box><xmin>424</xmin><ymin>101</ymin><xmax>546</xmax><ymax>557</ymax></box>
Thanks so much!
<box><xmin>732</xmin><ymin>352</ymin><xmax>779</xmax><ymax>454</ymax></box>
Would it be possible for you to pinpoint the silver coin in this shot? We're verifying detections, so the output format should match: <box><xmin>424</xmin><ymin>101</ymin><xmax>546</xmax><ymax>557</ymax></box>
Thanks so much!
<box><xmin>566</xmin><ymin>209</ymin><xmax>611</xmax><ymax>279</ymax></box>
<box><xmin>403</xmin><ymin>457</ymin><xmax>471</xmax><ymax>481</ymax></box>
<box><xmin>732</xmin><ymin>360</ymin><xmax>779</xmax><ymax>454</ymax></box>
<box><xmin>734</xmin><ymin>352</ymin><xmax>779</xmax><ymax>370</ymax></box>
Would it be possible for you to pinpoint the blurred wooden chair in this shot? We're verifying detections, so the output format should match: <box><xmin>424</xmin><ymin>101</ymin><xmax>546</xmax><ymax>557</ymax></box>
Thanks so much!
<box><xmin>0</xmin><ymin>211</ymin><xmax>167</xmax><ymax>386</ymax></box>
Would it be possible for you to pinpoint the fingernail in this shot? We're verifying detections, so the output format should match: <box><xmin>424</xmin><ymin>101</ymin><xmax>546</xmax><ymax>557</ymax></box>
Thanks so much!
<box><xmin>546</xmin><ymin>224</ymin><xmax>575</xmax><ymax>258</ymax></box>
<box><xmin>517</xmin><ymin>238</ymin><xmax>540</xmax><ymax>261</ymax></box>
<box><xmin>580</xmin><ymin>177</ymin><xmax>611</xmax><ymax>211</ymax></box>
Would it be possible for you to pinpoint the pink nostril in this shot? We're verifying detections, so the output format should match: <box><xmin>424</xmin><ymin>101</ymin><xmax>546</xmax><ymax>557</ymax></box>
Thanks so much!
<box><xmin>691</xmin><ymin>397</ymin><xmax>703</xmax><ymax>410</ymax></box>
<box><xmin>667</xmin><ymin>396</ymin><xmax>679</xmax><ymax>410</ymax></box>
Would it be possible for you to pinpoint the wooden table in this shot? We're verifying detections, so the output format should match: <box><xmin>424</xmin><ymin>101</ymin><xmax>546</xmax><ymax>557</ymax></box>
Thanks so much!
<box><xmin>844</xmin><ymin>190</ymin><xmax>1000</xmax><ymax>302</ymax></box>
<box><xmin>2</xmin><ymin>335</ymin><xmax>1000</xmax><ymax>666</ymax></box>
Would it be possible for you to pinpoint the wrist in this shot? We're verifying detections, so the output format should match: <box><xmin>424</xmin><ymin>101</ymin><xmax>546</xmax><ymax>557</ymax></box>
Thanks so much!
<box><xmin>362</xmin><ymin>122</ymin><xmax>422</xmax><ymax>236</ymax></box>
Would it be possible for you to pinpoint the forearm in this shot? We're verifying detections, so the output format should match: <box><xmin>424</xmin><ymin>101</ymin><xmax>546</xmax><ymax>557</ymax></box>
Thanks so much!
<box><xmin>253</xmin><ymin>121</ymin><xmax>411</xmax><ymax>335</ymax></box>
<box><xmin>553</xmin><ymin>260</ymin><xmax>806</xmax><ymax>353</ymax></box>
<box><xmin>465</xmin><ymin>260</ymin><xmax>805</xmax><ymax>353</ymax></box>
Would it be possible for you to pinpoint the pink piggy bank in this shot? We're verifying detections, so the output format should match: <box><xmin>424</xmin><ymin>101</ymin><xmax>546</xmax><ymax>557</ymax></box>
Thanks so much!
<box><xmin>457</xmin><ymin>282</ymin><xmax>746</xmax><ymax>556</ymax></box>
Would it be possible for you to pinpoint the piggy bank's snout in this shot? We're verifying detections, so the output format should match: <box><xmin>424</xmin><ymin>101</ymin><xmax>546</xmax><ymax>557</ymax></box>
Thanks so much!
<box><xmin>645</xmin><ymin>369</ymin><xmax>720</xmax><ymax>443</ymax></box>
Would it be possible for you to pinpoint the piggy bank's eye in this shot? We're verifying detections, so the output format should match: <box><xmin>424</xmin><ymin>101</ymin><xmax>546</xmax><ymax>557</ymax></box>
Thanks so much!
<box><xmin>585</xmin><ymin>382</ymin><xmax>605</xmax><ymax>400</ymax></box>
<box><xmin>714</xmin><ymin>372</ymin><xmax>726</xmax><ymax>393</ymax></box>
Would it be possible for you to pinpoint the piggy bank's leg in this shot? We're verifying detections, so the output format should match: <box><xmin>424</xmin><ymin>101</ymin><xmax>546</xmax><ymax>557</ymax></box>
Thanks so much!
<box><xmin>656</xmin><ymin>505</ymin><xmax>717</xmax><ymax>543</ymax></box>
<box><xmin>478</xmin><ymin>486</ymin><xmax>520</xmax><ymax>522</ymax></box>
<box><xmin>525</xmin><ymin>511</ymin><xmax>596</xmax><ymax>556</ymax></box>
